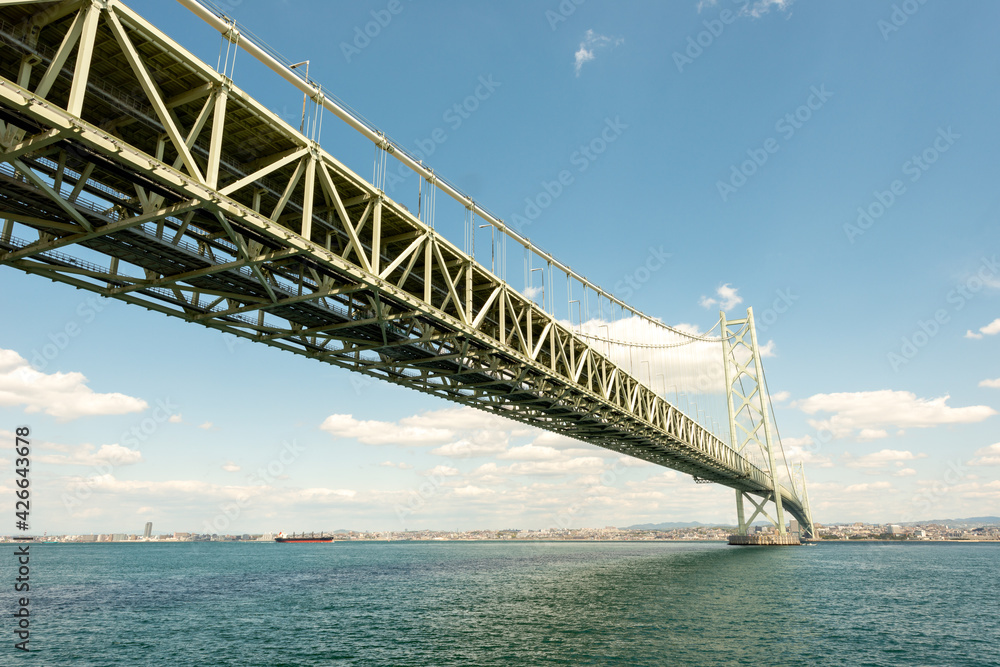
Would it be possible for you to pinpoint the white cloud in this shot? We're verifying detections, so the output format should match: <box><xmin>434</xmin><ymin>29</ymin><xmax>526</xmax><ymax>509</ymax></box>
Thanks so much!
<box><xmin>72</xmin><ymin>474</ymin><xmax>356</xmax><ymax>504</ymax></box>
<box><xmin>982</xmin><ymin>319</ymin><xmax>1000</xmax><ymax>335</ymax></box>
<box><xmin>524</xmin><ymin>285</ymin><xmax>543</xmax><ymax>300</ymax></box>
<box><xmin>168</xmin><ymin>414</ymin><xmax>183</xmax><ymax>423</ymax></box>
<box><xmin>843</xmin><ymin>481</ymin><xmax>894</xmax><ymax>493</ymax></box>
<box><xmin>222</xmin><ymin>462</ymin><xmax>241</xmax><ymax>472</ymax></box>
<box><xmin>498</xmin><ymin>444</ymin><xmax>562</xmax><ymax>461</ymax></box>
<box><xmin>531</xmin><ymin>432</ymin><xmax>583</xmax><ymax>450</ymax></box>
<box><xmin>970</xmin><ymin>443</ymin><xmax>1000</xmax><ymax>466</ymax></box>
<box><xmin>36</xmin><ymin>443</ymin><xmax>143</xmax><ymax>467</ymax></box>
<box><xmin>430</xmin><ymin>438</ymin><xmax>508</xmax><ymax>458</ymax></box>
<box><xmin>857</xmin><ymin>428</ymin><xmax>889</xmax><ymax>441</ymax></box>
<box><xmin>759</xmin><ymin>339</ymin><xmax>776</xmax><ymax>358</ymax></box>
<box><xmin>198</xmin><ymin>422</ymin><xmax>214</xmax><ymax>430</ymax></box>
<box><xmin>742</xmin><ymin>0</ymin><xmax>796</xmax><ymax>17</ymax></box>
<box><xmin>320</xmin><ymin>413</ymin><xmax>452</xmax><ymax>446</ymax></box>
<box><xmin>401</xmin><ymin>407</ymin><xmax>514</xmax><ymax>432</ymax></box>
<box><xmin>454</xmin><ymin>485</ymin><xmax>495</xmax><ymax>498</ymax></box>
<box><xmin>893</xmin><ymin>468</ymin><xmax>917</xmax><ymax>477</ymax></box>
<box><xmin>699</xmin><ymin>0</ymin><xmax>796</xmax><ymax>17</ymax></box>
<box><xmin>979</xmin><ymin>378</ymin><xmax>1000</xmax><ymax>389</ymax></box>
<box><xmin>845</xmin><ymin>449</ymin><xmax>927</xmax><ymax>469</ymax></box>
<box><xmin>426</xmin><ymin>465</ymin><xmax>459</xmax><ymax>477</ymax></box>
<box><xmin>782</xmin><ymin>438</ymin><xmax>833</xmax><ymax>468</ymax></box>
<box><xmin>967</xmin><ymin>318</ymin><xmax>1000</xmax><ymax>339</ymax></box>
<box><xmin>494</xmin><ymin>457</ymin><xmax>607</xmax><ymax>477</ymax></box>
<box><xmin>0</xmin><ymin>348</ymin><xmax>147</xmax><ymax>421</ymax></box>
<box><xmin>699</xmin><ymin>283</ymin><xmax>743</xmax><ymax>311</ymax></box>
<box><xmin>574</xmin><ymin>29</ymin><xmax>623</xmax><ymax>77</ymax></box>
<box><xmin>616</xmin><ymin>456</ymin><xmax>654</xmax><ymax>468</ymax></box>
<box><xmin>771</xmin><ymin>391</ymin><xmax>791</xmax><ymax>403</ymax></box>
<box><xmin>794</xmin><ymin>390</ymin><xmax>996</xmax><ymax>439</ymax></box>
<box><xmin>378</xmin><ymin>460</ymin><xmax>413</xmax><ymax>470</ymax></box>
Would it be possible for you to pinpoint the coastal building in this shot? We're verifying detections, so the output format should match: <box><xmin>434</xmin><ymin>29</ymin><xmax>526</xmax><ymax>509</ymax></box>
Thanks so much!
<box><xmin>143</xmin><ymin>522</ymin><xmax>153</xmax><ymax>539</ymax></box>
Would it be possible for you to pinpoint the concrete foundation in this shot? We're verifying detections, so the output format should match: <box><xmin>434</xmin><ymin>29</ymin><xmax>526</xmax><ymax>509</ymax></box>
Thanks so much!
<box><xmin>728</xmin><ymin>533</ymin><xmax>801</xmax><ymax>546</ymax></box>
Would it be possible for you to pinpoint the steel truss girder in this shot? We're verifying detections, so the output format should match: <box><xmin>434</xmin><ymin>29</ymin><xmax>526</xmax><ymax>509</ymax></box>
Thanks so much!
<box><xmin>0</xmin><ymin>0</ymin><xmax>803</xmax><ymax>512</ymax></box>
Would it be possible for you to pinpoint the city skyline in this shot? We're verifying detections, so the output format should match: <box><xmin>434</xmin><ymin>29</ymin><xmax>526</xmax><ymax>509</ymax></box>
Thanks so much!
<box><xmin>2</xmin><ymin>0</ymin><xmax>999</xmax><ymax>535</ymax></box>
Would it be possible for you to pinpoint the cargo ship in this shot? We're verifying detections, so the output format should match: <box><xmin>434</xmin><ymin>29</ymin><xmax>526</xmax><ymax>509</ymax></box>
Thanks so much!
<box><xmin>274</xmin><ymin>532</ymin><xmax>333</xmax><ymax>543</ymax></box>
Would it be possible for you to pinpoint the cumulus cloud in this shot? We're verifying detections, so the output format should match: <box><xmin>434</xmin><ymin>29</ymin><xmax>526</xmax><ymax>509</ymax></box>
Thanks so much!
<box><xmin>36</xmin><ymin>443</ymin><xmax>143</xmax><ymax>467</ymax></box>
<box><xmin>498</xmin><ymin>444</ymin><xmax>563</xmax><ymax>461</ymax></box>
<box><xmin>574</xmin><ymin>29</ymin><xmax>623</xmax><ymax>76</ymax></box>
<box><xmin>844</xmin><ymin>449</ymin><xmax>927</xmax><ymax>469</ymax></box>
<box><xmin>699</xmin><ymin>283</ymin><xmax>743</xmax><ymax>311</ymax></box>
<box><xmin>222</xmin><ymin>462</ymin><xmax>241</xmax><ymax>472</ymax></box>
<box><xmin>378</xmin><ymin>461</ymin><xmax>413</xmax><ymax>470</ymax></box>
<box><xmin>0</xmin><ymin>348</ymin><xmax>147</xmax><ymax>421</ymax></box>
<box><xmin>430</xmin><ymin>438</ymin><xmax>508</xmax><ymax>458</ymax></box>
<box><xmin>320</xmin><ymin>413</ymin><xmax>452</xmax><ymax>446</ymax></box>
<box><xmin>843</xmin><ymin>481</ymin><xmax>894</xmax><ymax>493</ymax></box>
<box><xmin>454</xmin><ymin>485</ymin><xmax>495</xmax><ymax>498</ymax></box>
<box><xmin>794</xmin><ymin>390</ymin><xmax>996</xmax><ymax>440</ymax></box>
<box><xmin>482</xmin><ymin>457</ymin><xmax>607</xmax><ymax>477</ymax></box>
<box><xmin>524</xmin><ymin>285</ymin><xmax>543</xmax><ymax>301</ymax></box>
<box><xmin>72</xmin><ymin>474</ymin><xmax>356</xmax><ymax>503</ymax></box>
<box><xmin>970</xmin><ymin>443</ymin><xmax>1000</xmax><ymax>466</ymax></box>
<box><xmin>966</xmin><ymin>318</ymin><xmax>1000</xmax><ymax>339</ymax></box>
<box><xmin>699</xmin><ymin>0</ymin><xmax>797</xmax><ymax>18</ymax></box>
<box><xmin>426</xmin><ymin>465</ymin><xmax>459</xmax><ymax>477</ymax></box>
<box><xmin>782</xmin><ymin>437</ymin><xmax>833</xmax><ymax>468</ymax></box>
<box><xmin>979</xmin><ymin>378</ymin><xmax>1000</xmax><ymax>389</ymax></box>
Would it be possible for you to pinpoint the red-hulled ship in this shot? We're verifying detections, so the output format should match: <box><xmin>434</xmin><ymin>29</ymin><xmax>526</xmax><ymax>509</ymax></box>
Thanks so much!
<box><xmin>274</xmin><ymin>532</ymin><xmax>333</xmax><ymax>543</ymax></box>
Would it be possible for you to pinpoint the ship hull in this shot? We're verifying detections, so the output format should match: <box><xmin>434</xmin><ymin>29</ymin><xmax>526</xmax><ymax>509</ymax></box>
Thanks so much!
<box><xmin>274</xmin><ymin>537</ymin><xmax>333</xmax><ymax>543</ymax></box>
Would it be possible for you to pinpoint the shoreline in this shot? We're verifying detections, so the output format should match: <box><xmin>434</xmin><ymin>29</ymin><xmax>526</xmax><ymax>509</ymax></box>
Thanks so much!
<box><xmin>5</xmin><ymin>538</ymin><xmax>999</xmax><ymax>545</ymax></box>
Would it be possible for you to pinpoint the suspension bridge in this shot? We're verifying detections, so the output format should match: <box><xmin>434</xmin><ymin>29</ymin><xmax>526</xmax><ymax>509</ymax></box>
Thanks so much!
<box><xmin>0</xmin><ymin>0</ymin><xmax>813</xmax><ymax>542</ymax></box>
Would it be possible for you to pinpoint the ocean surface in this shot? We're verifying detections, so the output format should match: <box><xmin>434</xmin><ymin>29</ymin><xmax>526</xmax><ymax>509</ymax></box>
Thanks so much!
<box><xmin>9</xmin><ymin>540</ymin><xmax>999</xmax><ymax>666</ymax></box>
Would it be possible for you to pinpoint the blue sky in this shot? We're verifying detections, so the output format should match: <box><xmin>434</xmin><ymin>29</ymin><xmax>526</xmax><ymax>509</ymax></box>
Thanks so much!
<box><xmin>2</xmin><ymin>0</ymin><xmax>999</xmax><ymax>535</ymax></box>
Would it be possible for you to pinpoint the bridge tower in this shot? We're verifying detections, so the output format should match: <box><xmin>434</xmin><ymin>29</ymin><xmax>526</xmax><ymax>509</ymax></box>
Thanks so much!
<box><xmin>721</xmin><ymin>307</ymin><xmax>799</xmax><ymax>545</ymax></box>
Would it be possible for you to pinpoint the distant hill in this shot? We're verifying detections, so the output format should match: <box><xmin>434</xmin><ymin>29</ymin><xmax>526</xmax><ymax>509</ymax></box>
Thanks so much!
<box><xmin>624</xmin><ymin>521</ymin><xmax>734</xmax><ymax>530</ymax></box>
<box><xmin>823</xmin><ymin>517</ymin><xmax>1000</xmax><ymax>527</ymax></box>
<box><xmin>907</xmin><ymin>516</ymin><xmax>1000</xmax><ymax>526</ymax></box>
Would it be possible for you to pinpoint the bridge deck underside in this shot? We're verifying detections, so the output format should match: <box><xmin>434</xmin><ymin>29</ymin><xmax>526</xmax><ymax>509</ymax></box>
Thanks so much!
<box><xmin>0</xmin><ymin>0</ymin><xmax>809</xmax><ymax>528</ymax></box>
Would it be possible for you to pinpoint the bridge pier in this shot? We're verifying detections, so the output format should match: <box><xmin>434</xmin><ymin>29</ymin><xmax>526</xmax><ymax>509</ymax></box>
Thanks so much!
<box><xmin>723</xmin><ymin>308</ymin><xmax>814</xmax><ymax>542</ymax></box>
